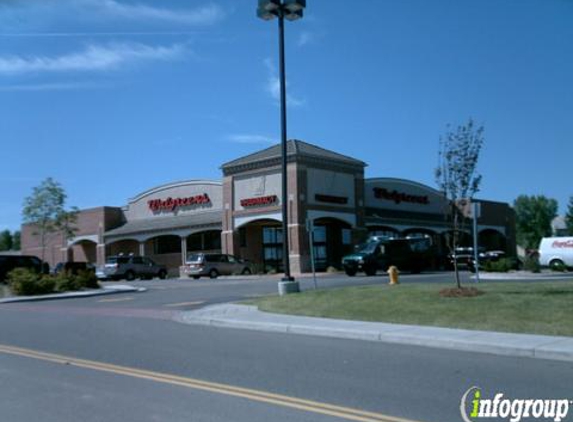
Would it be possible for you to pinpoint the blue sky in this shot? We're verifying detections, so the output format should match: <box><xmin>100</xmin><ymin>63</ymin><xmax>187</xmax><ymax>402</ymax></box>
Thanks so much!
<box><xmin>1</xmin><ymin>0</ymin><xmax>572</xmax><ymax>232</ymax></box>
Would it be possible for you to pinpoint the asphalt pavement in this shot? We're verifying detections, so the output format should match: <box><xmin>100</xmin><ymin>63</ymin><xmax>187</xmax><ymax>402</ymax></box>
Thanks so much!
<box><xmin>1</xmin><ymin>271</ymin><xmax>572</xmax><ymax>422</ymax></box>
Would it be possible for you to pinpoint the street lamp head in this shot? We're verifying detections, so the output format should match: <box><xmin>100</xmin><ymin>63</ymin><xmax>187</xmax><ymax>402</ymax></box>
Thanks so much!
<box><xmin>284</xmin><ymin>9</ymin><xmax>303</xmax><ymax>21</ymax></box>
<box><xmin>284</xmin><ymin>0</ymin><xmax>306</xmax><ymax>12</ymax></box>
<box><xmin>257</xmin><ymin>6</ymin><xmax>277</xmax><ymax>20</ymax></box>
<box><xmin>258</xmin><ymin>0</ymin><xmax>280</xmax><ymax>11</ymax></box>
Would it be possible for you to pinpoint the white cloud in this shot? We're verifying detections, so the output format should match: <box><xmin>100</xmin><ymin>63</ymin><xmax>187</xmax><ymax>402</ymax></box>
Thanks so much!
<box><xmin>297</xmin><ymin>31</ymin><xmax>314</xmax><ymax>47</ymax></box>
<box><xmin>0</xmin><ymin>42</ymin><xmax>186</xmax><ymax>74</ymax></box>
<box><xmin>228</xmin><ymin>134</ymin><xmax>276</xmax><ymax>145</ymax></box>
<box><xmin>264</xmin><ymin>58</ymin><xmax>305</xmax><ymax>107</ymax></box>
<box><xmin>87</xmin><ymin>0</ymin><xmax>226</xmax><ymax>25</ymax></box>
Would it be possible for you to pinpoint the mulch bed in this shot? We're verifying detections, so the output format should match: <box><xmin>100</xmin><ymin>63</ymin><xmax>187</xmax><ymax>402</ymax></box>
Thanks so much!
<box><xmin>439</xmin><ymin>287</ymin><xmax>484</xmax><ymax>298</ymax></box>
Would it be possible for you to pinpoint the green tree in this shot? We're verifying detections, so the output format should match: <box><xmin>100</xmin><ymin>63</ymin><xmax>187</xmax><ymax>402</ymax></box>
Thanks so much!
<box><xmin>514</xmin><ymin>195</ymin><xmax>558</xmax><ymax>249</ymax></box>
<box><xmin>22</xmin><ymin>177</ymin><xmax>78</xmax><ymax>262</ymax></box>
<box><xmin>0</xmin><ymin>229</ymin><xmax>13</xmax><ymax>251</ymax></box>
<box><xmin>12</xmin><ymin>230</ymin><xmax>21</xmax><ymax>250</ymax></box>
<box><xmin>565</xmin><ymin>196</ymin><xmax>573</xmax><ymax>236</ymax></box>
<box><xmin>435</xmin><ymin>118</ymin><xmax>484</xmax><ymax>288</ymax></box>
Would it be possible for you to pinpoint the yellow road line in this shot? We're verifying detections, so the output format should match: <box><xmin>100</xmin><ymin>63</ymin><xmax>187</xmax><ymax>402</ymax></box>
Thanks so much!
<box><xmin>163</xmin><ymin>301</ymin><xmax>205</xmax><ymax>308</ymax></box>
<box><xmin>97</xmin><ymin>297</ymin><xmax>134</xmax><ymax>303</ymax></box>
<box><xmin>0</xmin><ymin>344</ymin><xmax>424</xmax><ymax>422</ymax></box>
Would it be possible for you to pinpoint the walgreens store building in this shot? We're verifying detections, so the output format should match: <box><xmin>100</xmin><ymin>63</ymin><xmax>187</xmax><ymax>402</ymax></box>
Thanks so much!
<box><xmin>22</xmin><ymin>140</ymin><xmax>516</xmax><ymax>275</ymax></box>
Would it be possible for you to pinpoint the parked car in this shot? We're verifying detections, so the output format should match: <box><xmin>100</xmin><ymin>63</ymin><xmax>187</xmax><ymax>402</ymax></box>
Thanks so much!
<box><xmin>96</xmin><ymin>255</ymin><xmax>167</xmax><ymax>281</ymax></box>
<box><xmin>446</xmin><ymin>247</ymin><xmax>485</xmax><ymax>270</ymax></box>
<box><xmin>538</xmin><ymin>236</ymin><xmax>573</xmax><ymax>269</ymax></box>
<box><xmin>182</xmin><ymin>253</ymin><xmax>253</xmax><ymax>279</ymax></box>
<box><xmin>468</xmin><ymin>250</ymin><xmax>521</xmax><ymax>272</ymax></box>
<box><xmin>52</xmin><ymin>261</ymin><xmax>95</xmax><ymax>276</ymax></box>
<box><xmin>341</xmin><ymin>237</ymin><xmax>431</xmax><ymax>276</ymax></box>
<box><xmin>0</xmin><ymin>254</ymin><xmax>47</xmax><ymax>282</ymax></box>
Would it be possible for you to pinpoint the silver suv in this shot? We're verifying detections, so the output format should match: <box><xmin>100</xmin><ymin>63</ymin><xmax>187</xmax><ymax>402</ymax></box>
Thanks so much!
<box><xmin>97</xmin><ymin>255</ymin><xmax>167</xmax><ymax>281</ymax></box>
<box><xmin>182</xmin><ymin>253</ymin><xmax>252</xmax><ymax>279</ymax></box>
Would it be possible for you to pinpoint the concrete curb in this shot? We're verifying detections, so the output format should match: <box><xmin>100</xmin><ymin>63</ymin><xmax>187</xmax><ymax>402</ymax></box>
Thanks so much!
<box><xmin>0</xmin><ymin>285</ymin><xmax>147</xmax><ymax>304</ymax></box>
<box><xmin>473</xmin><ymin>271</ymin><xmax>572</xmax><ymax>280</ymax></box>
<box><xmin>176</xmin><ymin>304</ymin><xmax>573</xmax><ymax>363</ymax></box>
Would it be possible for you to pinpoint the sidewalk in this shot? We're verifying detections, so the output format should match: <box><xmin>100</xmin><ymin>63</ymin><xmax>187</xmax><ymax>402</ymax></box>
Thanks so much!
<box><xmin>177</xmin><ymin>304</ymin><xmax>573</xmax><ymax>363</ymax></box>
<box><xmin>0</xmin><ymin>284</ymin><xmax>146</xmax><ymax>304</ymax></box>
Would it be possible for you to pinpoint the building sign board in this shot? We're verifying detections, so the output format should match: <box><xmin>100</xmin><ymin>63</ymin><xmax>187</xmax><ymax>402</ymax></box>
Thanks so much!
<box><xmin>365</xmin><ymin>179</ymin><xmax>447</xmax><ymax>214</ymax></box>
<box><xmin>307</xmin><ymin>169</ymin><xmax>354</xmax><ymax>208</ymax></box>
<box><xmin>123</xmin><ymin>181</ymin><xmax>222</xmax><ymax>220</ymax></box>
<box><xmin>234</xmin><ymin>172</ymin><xmax>281</xmax><ymax>211</ymax></box>
<box><xmin>148</xmin><ymin>194</ymin><xmax>211</xmax><ymax>213</ymax></box>
<box><xmin>240</xmin><ymin>195</ymin><xmax>279</xmax><ymax>208</ymax></box>
<box><xmin>373</xmin><ymin>187</ymin><xmax>429</xmax><ymax>205</ymax></box>
<box><xmin>315</xmin><ymin>194</ymin><xmax>349</xmax><ymax>205</ymax></box>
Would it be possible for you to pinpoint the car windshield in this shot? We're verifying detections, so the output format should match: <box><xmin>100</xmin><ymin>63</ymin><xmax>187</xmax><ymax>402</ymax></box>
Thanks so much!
<box><xmin>106</xmin><ymin>257</ymin><xmax>128</xmax><ymax>264</ymax></box>
<box><xmin>356</xmin><ymin>241</ymin><xmax>380</xmax><ymax>254</ymax></box>
<box><xmin>186</xmin><ymin>254</ymin><xmax>204</xmax><ymax>263</ymax></box>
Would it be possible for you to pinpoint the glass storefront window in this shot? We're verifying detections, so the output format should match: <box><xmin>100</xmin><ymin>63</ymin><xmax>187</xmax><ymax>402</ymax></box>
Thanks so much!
<box><xmin>263</xmin><ymin>227</ymin><xmax>283</xmax><ymax>272</ymax></box>
<box><xmin>313</xmin><ymin>226</ymin><xmax>326</xmax><ymax>243</ymax></box>
<box><xmin>342</xmin><ymin>228</ymin><xmax>352</xmax><ymax>245</ymax></box>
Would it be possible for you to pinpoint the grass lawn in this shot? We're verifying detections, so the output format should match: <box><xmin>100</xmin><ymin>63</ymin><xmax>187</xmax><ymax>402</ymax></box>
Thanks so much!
<box><xmin>249</xmin><ymin>281</ymin><xmax>573</xmax><ymax>337</ymax></box>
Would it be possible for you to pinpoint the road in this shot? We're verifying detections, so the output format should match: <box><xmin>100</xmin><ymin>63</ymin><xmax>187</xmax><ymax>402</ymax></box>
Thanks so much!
<box><xmin>1</xmin><ymin>272</ymin><xmax>571</xmax><ymax>422</ymax></box>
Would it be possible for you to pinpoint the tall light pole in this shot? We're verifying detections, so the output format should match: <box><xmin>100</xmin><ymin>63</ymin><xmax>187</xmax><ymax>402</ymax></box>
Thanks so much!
<box><xmin>257</xmin><ymin>0</ymin><xmax>305</xmax><ymax>295</ymax></box>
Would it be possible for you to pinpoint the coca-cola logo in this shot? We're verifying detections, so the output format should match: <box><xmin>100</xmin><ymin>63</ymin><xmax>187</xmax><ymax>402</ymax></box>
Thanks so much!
<box><xmin>373</xmin><ymin>187</ymin><xmax>429</xmax><ymax>205</ymax></box>
<box><xmin>240</xmin><ymin>195</ymin><xmax>278</xmax><ymax>208</ymax></box>
<box><xmin>148</xmin><ymin>194</ymin><xmax>211</xmax><ymax>213</ymax></box>
<box><xmin>552</xmin><ymin>240</ymin><xmax>573</xmax><ymax>248</ymax></box>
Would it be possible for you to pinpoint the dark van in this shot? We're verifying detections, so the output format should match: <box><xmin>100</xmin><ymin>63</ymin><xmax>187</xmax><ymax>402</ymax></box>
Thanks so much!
<box><xmin>0</xmin><ymin>254</ymin><xmax>46</xmax><ymax>282</ymax></box>
<box><xmin>341</xmin><ymin>237</ymin><xmax>432</xmax><ymax>276</ymax></box>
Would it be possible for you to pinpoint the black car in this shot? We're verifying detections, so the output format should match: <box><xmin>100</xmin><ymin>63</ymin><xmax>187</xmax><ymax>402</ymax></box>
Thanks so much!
<box><xmin>342</xmin><ymin>237</ymin><xmax>431</xmax><ymax>276</ymax></box>
<box><xmin>0</xmin><ymin>254</ymin><xmax>47</xmax><ymax>282</ymax></box>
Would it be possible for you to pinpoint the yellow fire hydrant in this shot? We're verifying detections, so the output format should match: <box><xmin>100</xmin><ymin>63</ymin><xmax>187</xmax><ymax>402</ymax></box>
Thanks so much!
<box><xmin>387</xmin><ymin>265</ymin><xmax>400</xmax><ymax>285</ymax></box>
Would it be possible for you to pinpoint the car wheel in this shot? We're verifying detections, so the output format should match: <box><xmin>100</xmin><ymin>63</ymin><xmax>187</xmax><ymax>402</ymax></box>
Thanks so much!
<box><xmin>241</xmin><ymin>268</ymin><xmax>252</xmax><ymax>275</ymax></box>
<box><xmin>158</xmin><ymin>270</ymin><xmax>167</xmax><ymax>280</ymax></box>
<box><xmin>125</xmin><ymin>271</ymin><xmax>135</xmax><ymax>281</ymax></box>
<box><xmin>209</xmin><ymin>269</ymin><xmax>219</xmax><ymax>279</ymax></box>
<box><xmin>345</xmin><ymin>268</ymin><xmax>357</xmax><ymax>277</ymax></box>
<box><xmin>550</xmin><ymin>259</ymin><xmax>565</xmax><ymax>270</ymax></box>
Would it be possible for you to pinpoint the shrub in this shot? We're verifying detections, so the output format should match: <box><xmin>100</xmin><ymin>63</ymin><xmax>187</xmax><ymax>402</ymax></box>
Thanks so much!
<box><xmin>75</xmin><ymin>270</ymin><xmax>99</xmax><ymax>289</ymax></box>
<box><xmin>524</xmin><ymin>255</ymin><xmax>541</xmax><ymax>273</ymax></box>
<box><xmin>483</xmin><ymin>258</ymin><xmax>513</xmax><ymax>273</ymax></box>
<box><xmin>326</xmin><ymin>266</ymin><xmax>340</xmax><ymax>273</ymax></box>
<box><xmin>7</xmin><ymin>268</ymin><xmax>55</xmax><ymax>296</ymax></box>
<box><xmin>6</xmin><ymin>268</ymin><xmax>100</xmax><ymax>296</ymax></box>
<box><xmin>53</xmin><ymin>273</ymin><xmax>82</xmax><ymax>292</ymax></box>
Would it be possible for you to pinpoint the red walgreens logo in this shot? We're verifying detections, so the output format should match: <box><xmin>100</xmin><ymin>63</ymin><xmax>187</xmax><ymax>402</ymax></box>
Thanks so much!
<box><xmin>552</xmin><ymin>240</ymin><xmax>573</xmax><ymax>248</ymax></box>
<box><xmin>373</xmin><ymin>187</ymin><xmax>429</xmax><ymax>205</ymax></box>
<box><xmin>240</xmin><ymin>195</ymin><xmax>278</xmax><ymax>207</ymax></box>
<box><xmin>148</xmin><ymin>194</ymin><xmax>211</xmax><ymax>212</ymax></box>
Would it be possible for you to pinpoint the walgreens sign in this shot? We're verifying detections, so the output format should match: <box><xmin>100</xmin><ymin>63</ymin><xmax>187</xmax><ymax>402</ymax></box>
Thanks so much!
<box><xmin>148</xmin><ymin>194</ymin><xmax>211</xmax><ymax>212</ymax></box>
<box><xmin>373</xmin><ymin>187</ymin><xmax>429</xmax><ymax>205</ymax></box>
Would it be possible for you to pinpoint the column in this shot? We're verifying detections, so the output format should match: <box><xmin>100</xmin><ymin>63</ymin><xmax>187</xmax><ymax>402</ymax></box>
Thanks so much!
<box><xmin>181</xmin><ymin>237</ymin><xmax>187</xmax><ymax>265</ymax></box>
